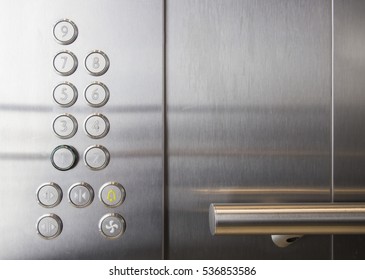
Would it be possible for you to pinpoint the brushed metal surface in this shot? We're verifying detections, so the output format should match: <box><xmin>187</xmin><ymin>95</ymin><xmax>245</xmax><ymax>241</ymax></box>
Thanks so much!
<box><xmin>166</xmin><ymin>0</ymin><xmax>332</xmax><ymax>259</ymax></box>
<box><xmin>0</xmin><ymin>0</ymin><xmax>163</xmax><ymax>259</ymax></box>
<box><xmin>210</xmin><ymin>203</ymin><xmax>365</xmax><ymax>235</ymax></box>
<box><xmin>333</xmin><ymin>0</ymin><xmax>365</xmax><ymax>259</ymax></box>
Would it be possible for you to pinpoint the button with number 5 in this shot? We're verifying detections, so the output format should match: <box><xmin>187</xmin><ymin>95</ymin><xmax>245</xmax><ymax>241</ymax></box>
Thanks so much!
<box><xmin>85</xmin><ymin>50</ymin><xmax>109</xmax><ymax>76</ymax></box>
<box><xmin>53</xmin><ymin>82</ymin><xmax>78</xmax><ymax>107</ymax></box>
<box><xmin>84</xmin><ymin>82</ymin><xmax>109</xmax><ymax>107</ymax></box>
<box><xmin>53</xmin><ymin>50</ymin><xmax>78</xmax><ymax>76</ymax></box>
<box><xmin>53</xmin><ymin>19</ymin><xmax>78</xmax><ymax>45</ymax></box>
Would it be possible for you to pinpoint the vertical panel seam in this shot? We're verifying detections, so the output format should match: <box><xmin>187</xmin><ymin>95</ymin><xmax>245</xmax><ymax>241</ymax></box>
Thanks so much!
<box><xmin>162</xmin><ymin>0</ymin><xmax>168</xmax><ymax>260</ymax></box>
<box><xmin>331</xmin><ymin>0</ymin><xmax>335</xmax><ymax>260</ymax></box>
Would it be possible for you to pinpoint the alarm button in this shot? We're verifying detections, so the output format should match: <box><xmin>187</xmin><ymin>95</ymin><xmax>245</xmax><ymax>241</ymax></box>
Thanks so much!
<box><xmin>99</xmin><ymin>182</ymin><xmax>125</xmax><ymax>207</ymax></box>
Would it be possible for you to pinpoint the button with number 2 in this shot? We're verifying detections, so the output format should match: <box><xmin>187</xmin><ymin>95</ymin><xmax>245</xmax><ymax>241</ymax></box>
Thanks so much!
<box><xmin>53</xmin><ymin>19</ymin><xmax>78</xmax><ymax>45</ymax></box>
<box><xmin>85</xmin><ymin>50</ymin><xmax>109</xmax><ymax>76</ymax></box>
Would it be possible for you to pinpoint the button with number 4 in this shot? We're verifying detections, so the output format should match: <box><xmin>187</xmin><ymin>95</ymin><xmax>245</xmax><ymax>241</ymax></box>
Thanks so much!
<box><xmin>53</xmin><ymin>19</ymin><xmax>78</xmax><ymax>45</ymax></box>
<box><xmin>53</xmin><ymin>82</ymin><xmax>78</xmax><ymax>107</ymax></box>
<box><xmin>84</xmin><ymin>113</ymin><xmax>110</xmax><ymax>139</ymax></box>
<box><xmin>53</xmin><ymin>50</ymin><xmax>78</xmax><ymax>76</ymax></box>
<box><xmin>84</xmin><ymin>82</ymin><xmax>109</xmax><ymax>107</ymax></box>
<box><xmin>85</xmin><ymin>50</ymin><xmax>109</xmax><ymax>76</ymax></box>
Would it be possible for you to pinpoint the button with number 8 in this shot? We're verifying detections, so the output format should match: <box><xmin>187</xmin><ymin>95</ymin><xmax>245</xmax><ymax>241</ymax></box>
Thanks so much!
<box><xmin>53</xmin><ymin>19</ymin><xmax>78</xmax><ymax>45</ymax></box>
<box><xmin>84</xmin><ymin>82</ymin><xmax>109</xmax><ymax>107</ymax></box>
<box><xmin>85</xmin><ymin>50</ymin><xmax>109</xmax><ymax>76</ymax></box>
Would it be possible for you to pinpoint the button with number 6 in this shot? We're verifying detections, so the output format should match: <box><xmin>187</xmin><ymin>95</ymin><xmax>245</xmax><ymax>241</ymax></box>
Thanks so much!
<box><xmin>84</xmin><ymin>82</ymin><xmax>109</xmax><ymax>107</ymax></box>
<box><xmin>84</xmin><ymin>50</ymin><xmax>109</xmax><ymax>76</ymax></box>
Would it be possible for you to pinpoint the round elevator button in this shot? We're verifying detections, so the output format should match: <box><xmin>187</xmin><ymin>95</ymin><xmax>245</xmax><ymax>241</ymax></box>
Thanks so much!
<box><xmin>83</xmin><ymin>145</ymin><xmax>110</xmax><ymax>170</ymax></box>
<box><xmin>52</xmin><ymin>113</ymin><xmax>78</xmax><ymax>139</ymax></box>
<box><xmin>84</xmin><ymin>113</ymin><xmax>110</xmax><ymax>139</ymax></box>
<box><xmin>84</xmin><ymin>50</ymin><xmax>109</xmax><ymax>76</ymax></box>
<box><xmin>68</xmin><ymin>182</ymin><xmax>94</xmax><ymax>208</ymax></box>
<box><xmin>84</xmin><ymin>82</ymin><xmax>109</xmax><ymax>107</ymax></box>
<box><xmin>53</xmin><ymin>82</ymin><xmax>78</xmax><ymax>107</ymax></box>
<box><xmin>99</xmin><ymin>213</ymin><xmax>126</xmax><ymax>239</ymax></box>
<box><xmin>36</xmin><ymin>182</ymin><xmax>62</xmax><ymax>208</ymax></box>
<box><xmin>53</xmin><ymin>50</ymin><xmax>78</xmax><ymax>76</ymax></box>
<box><xmin>36</xmin><ymin>214</ymin><xmax>63</xmax><ymax>239</ymax></box>
<box><xmin>51</xmin><ymin>145</ymin><xmax>78</xmax><ymax>171</ymax></box>
<box><xmin>99</xmin><ymin>182</ymin><xmax>125</xmax><ymax>207</ymax></box>
<box><xmin>53</xmin><ymin>19</ymin><xmax>78</xmax><ymax>45</ymax></box>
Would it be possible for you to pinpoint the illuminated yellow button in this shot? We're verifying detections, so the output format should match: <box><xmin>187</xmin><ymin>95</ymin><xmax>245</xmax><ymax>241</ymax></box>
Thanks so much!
<box><xmin>99</xmin><ymin>182</ymin><xmax>125</xmax><ymax>207</ymax></box>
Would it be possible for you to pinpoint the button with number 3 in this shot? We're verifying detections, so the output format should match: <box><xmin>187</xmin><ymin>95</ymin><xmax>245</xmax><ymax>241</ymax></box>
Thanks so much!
<box><xmin>53</xmin><ymin>50</ymin><xmax>78</xmax><ymax>76</ymax></box>
<box><xmin>85</xmin><ymin>50</ymin><xmax>109</xmax><ymax>76</ymax></box>
<box><xmin>53</xmin><ymin>82</ymin><xmax>78</xmax><ymax>107</ymax></box>
<box><xmin>53</xmin><ymin>113</ymin><xmax>78</xmax><ymax>139</ymax></box>
<box><xmin>53</xmin><ymin>19</ymin><xmax>78</xmax><ymax>45</ymax></box>
<box><xmin>84</xmin><ymin>82</ymin><xmax>109</xmax><ymax>107</ymax></box>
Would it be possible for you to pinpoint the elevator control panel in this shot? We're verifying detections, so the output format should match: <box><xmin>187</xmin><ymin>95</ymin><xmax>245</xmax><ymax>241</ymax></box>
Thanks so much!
<box><xmin>0</xmin><ymin>0</ymin><xmax>163</xmax><ymax>259</ymax></box>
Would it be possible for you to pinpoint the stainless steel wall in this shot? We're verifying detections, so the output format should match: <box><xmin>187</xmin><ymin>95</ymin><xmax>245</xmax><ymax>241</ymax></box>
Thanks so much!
<box><xmin>0</xmin><ymin>0</ymin><xmax>163</xmax><ymax>259</ymax></box>
<box><xmin>334</xmin><ymin>0</ymin><xmax>365</xmax><ymax>259</ymax></box>
<box><xmin>166</xmin><ymin>0</ymin><xmax>332</xmax><ymax>259</ymax></box>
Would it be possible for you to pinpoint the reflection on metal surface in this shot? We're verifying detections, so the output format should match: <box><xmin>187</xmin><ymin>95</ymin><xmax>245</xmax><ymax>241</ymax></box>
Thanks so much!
<box><xmin>271</xmin><ymin>235</ymin><xmax>303</xmax><ymax>248</ymax></box>
<box><xmin>167</xmin><ymin>0</ymin><xmax>332</xmax><ymax>259</ymax></box>
<box><xmin>209</xmin><ymin>203</ymin><xmax>365</xmax><ymax>235</ymax></box>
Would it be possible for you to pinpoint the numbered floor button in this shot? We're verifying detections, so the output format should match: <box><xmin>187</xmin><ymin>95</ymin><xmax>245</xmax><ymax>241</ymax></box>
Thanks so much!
<box><xmin>84</xmin><ymin>82</ymin><xmax>109</xmax><ymax>107</ymax></box>
<box><xmin>99</xmin><ymin>182</ymin><xmax>125</xmax><ymax>207</ymax></box>
<box><xmin>68</xmin><ymin>182</ymin><xmax>94</xmax><ymax>208</ymax></box>
<box><xmin>36</xmin><ymin>183</ymin><xmax>62</xmax><ymax>208</ymax></box>
<box><xmin>51</xmin><ymin>145</ymin><xmax>78</xmax><ymax>171</ymax></box>
<box><xmin>36</xmin><ymin>214</ymin><xmax>63</xmax><ymax>239</ymax></box>
<box><xmin>83</xmin><ymin>145</ymin><xmax>110</xmax><ymax>170</ymax></box>
<box><xmin>99</xmin><ymin>213</ymin><xmax>126</xmax><ymax>239</ymax></box>
<box><xmin>84</xmin><ymin>113</ymin><xmax>110</xmax><ymax>139</ymax></box>
<box><xmin>53</xmin><ymin>114</ymin><xmax>78</xmax><ymax>139</ymax></box>
<box><xmin>53</xmin><ymin>82</ymin><xmax>78</xmax><ymax>107</ymax></box>
<box><xmin>53</xmin><ymin>50</ymin><xmax>78</xmax><ymax>76</ymax></box>
<box><xmin>85</xmin><ymin>50</ymin><xmax>109</xmax><ymax>76</ymax></box>
<box><xmin>53</xmin><ymin>19</ymin><xmax>78</xmax><ymax>45</ymax></box>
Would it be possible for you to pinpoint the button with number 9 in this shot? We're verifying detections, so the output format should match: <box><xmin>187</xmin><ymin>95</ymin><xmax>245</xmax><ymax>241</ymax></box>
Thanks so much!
<box><xmin>53</xmin><ymin>19</ymin><xmax>78</xmax><ymax>45</ymax></box>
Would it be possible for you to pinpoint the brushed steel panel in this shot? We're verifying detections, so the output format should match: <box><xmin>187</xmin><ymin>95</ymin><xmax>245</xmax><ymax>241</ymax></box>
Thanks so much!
<box><xmin>333</xmin><ymin>0</ymin><xmax>365</xmax><ymax>259</ymax></box>
<box><xmin>166</xmin><ymin>0</ymin><xmax>332</xmax><ymax>259</ymax></box>
<box><xmin>0</xmin><ymin>0</ymin><xmax>163</xmax><ymax>259</ymax></box>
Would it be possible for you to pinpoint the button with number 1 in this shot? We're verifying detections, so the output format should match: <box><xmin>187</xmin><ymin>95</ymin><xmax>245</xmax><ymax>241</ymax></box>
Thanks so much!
<box><xmin>53</xmin><ymin>19</ymin><xmax>78</xmax><ymax>45</ymax></box>
<box><xmin>85</xmin><ymin>50</ymin><xmax>110</xmax><ymax>76</ymax></box>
